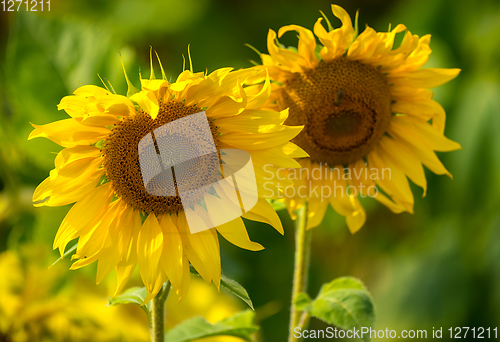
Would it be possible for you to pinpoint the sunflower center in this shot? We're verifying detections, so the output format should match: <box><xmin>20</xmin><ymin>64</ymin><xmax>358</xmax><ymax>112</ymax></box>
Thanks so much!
<box><xmin>103</xmin><ymin>101</ymin><xmax>220</xmax><ymax>214</ymax></box>
<box><xmin>281</xmin><ymin>58</ymin><xmax>392</xmax><ymax>165</ymax></box>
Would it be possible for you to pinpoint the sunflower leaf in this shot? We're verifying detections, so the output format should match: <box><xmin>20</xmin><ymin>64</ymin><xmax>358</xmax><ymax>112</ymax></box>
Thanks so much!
<box><xmin>189</xmin><ymin>266</ymin><xmax>254</xmax><ymax>310</ymax></box>
<box><xmin>296</xmin><ymin>277</ymin><xmax>376</xmax><ymax>342</ymax></box>
<box><xmin>108</xmin><ymin>286</ymin><xmax>152</xmax><ymax>316</ymax></box>
<box><xmin>293</xmin><ymin>292</ymin><xmax>312</xmax><ymax>311</ymax></box>
<box><xmin>164</xmin><ymin>310</ymin><xmax>258</xmax><ymax>342</ymax></box>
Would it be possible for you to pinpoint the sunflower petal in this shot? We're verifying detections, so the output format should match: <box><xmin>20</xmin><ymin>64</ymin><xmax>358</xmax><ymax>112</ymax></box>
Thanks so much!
<box><xmin>388</xmin><ymin>122</ymin><xmax>453</xmax><ymax>177</ymax></box>
<box><xmin>306</xmin><ymin>196</ymin><xmax>329</xmax><ymax>230</ymax></box>
<box><xmin>57</xmin><ymin>96</ymin><xmax>88</xmax><ymax>118</ymax></box>
<box><xmin>391</xmin><ymin>115</ymin><xmax>461</xmax><ymax>151</ymax></box>
<box><xmin>278</xmin><ymin>25</ymin><xmax>318</xmax><ymax>69</ymax></box>
<box><xmin>53</xmin><ymin>183</ymin><xmax>113</xmax><ymax>255</ymax></box>
<box><xmin>245</xmin><ymin>71</ymin><xmax>272</xmax><ymax>110</ymax></box>
<box><xmin>314</xmin><ymin>5</ymin><xmax>354</xmax><ymax>61</ymax></box>
<box><xmin>177</xmin><ymin>212</ymin><xmax>220</xmax><ymax>287</ymax></box>
<box><xmin>159</xmin><ymin>214</ymin><xmax>187</xmax><ymax>298</ymax></box>
<box><xmin>73</xmin><ymin>85</ymin><xmax>110</xmax><ymax>97</ymax></box>
<box><xmin>266</xmin><ymin>29</ymin><xmax>305</xmax><ymax>71</ymax></box>
<box><xmin>130</xmin><ymin>91</ymin><xmax>160</xmax><ymax>120</ymax></box>
<box><xmin>379</xmin><ymin>136</ymin><xmax>427</xmax><ymax>195</ymax></box>
<box><xmin>220</xmin><ymin>126</ymin><xmax>303</xmax><ymax>150</ymax></box>
<box><xmin>96</xmin><ymin>203</ymin><xmax>127</xmax><ymax>284</ymax></box>
<box><xmin>367</xmin><ymin>148</ymin><xmax>414</xmax><ymax>213</ymax></box>
<box><xmin>34</xmin><ymin>158</ymin><xmax>103</xmax><ymax>207</ymax></box>
<box><xmin>137</xmin><ymin>214</ymin><xmax>165</xmax><ymax>302</ymax></box>
<box><xmin>389</xmin><ymin>68</ymin><xmax>461</xmax><ymax>89</ymax></box>
<box><xmin>29</xmin><ymin>119</ymin><xmax>110</xmax><ymax>147</ymax></box>
<box><xmin>215</xmin><ymin>217</ymin><xmax>263</xmax><ymax>251</ymax></box>
<box><xmin>329</xmin><ymin>169</ymin><xmax>366</xmax><ymax>234</ymax></box>
<box><xmin>242</xmin><ymin>198</ymin><xmax>284</xmax><ymax>234</ymax></box>
<box><xmin>115</xmin><ymin>208</ymin><xmax>141</xmax><ymax>296</ymax></box>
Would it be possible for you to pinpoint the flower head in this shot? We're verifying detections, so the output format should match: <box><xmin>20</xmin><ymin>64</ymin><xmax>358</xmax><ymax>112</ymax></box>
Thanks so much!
<box><xmin>253</xmin><ymin>4</ymin><xmax>461</xmax><ymax>232</ymax></box>
<box><xmin>29</xmin><ymin>55</ymin><xmax>306</xmax><ymax>302</ymax></box>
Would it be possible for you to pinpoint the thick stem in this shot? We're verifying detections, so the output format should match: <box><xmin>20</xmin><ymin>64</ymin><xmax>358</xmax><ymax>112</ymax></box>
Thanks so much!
<box><xmin>288</xmin><ymin>204</ymin><xmax>312</xmax><ymax>342</ymax></box>
<box><xmin>150</xmin><ymin>281</ymin><xmax>171</xmax><ymax>342</ymax></box>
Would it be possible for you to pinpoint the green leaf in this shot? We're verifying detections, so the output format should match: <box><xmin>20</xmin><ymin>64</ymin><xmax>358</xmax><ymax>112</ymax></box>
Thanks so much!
<box><xmin>164</xmin><ymin>310</ymin><xmax>258</xmax><ymax>342</ymax></box>
<box><xmin>190</xmin><ymin>266</ymin><xmax>254</xmax><ymax>310</ymax></box>
<box><xmin>294</xmin><ymin>292</ymin><xmax>312</xmax><ymax>311</ymax></box>
<box><xmin>108</xmin><ymin>286</ymin><xmax>152</xmax><ymax>316</ymax></box>
<box><xmin>299</xmin><ymin>277</ymin><xmax>376</xmax><ymax>342</ymax></box>
<box><xmin>50</xmin><ymin>242</ymin><xmax>78</xmax><ymax>268</ymax></box>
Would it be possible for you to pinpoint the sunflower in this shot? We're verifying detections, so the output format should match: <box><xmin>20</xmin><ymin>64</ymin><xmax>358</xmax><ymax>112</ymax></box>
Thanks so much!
<box><xmin>29</xmin><ymin>57</ymin><xmax>307</xmax><ymax>302</ymax></box>
<box><xmin>253</xmin><ymin>4</ymin><xmax>461</xmax><ymax>233</ymax></box>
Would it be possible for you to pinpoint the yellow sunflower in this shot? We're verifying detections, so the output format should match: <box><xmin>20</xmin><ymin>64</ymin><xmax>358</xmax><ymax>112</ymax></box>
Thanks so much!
<box><xmin>29</xmin><ymin>57</ymin><xmax>307</xmax><ymax>302</ymax></box>
<box><xmin>253</xmin><ymin>4</ymin><xmax>461</xmax><ymax>233</ymax></box>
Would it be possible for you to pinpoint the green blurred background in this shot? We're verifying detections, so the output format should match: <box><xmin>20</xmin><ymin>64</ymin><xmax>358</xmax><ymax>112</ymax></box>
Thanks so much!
<box><xmin>1</xmin><ymin>0</ymin><xmax>499</xmax><ymax>341</ymax></box>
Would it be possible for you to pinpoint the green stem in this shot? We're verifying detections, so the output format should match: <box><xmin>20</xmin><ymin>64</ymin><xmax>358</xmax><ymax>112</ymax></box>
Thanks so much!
<box><xmin>288</xmin><ymin>204</ymin><xmax>312</xmax><ymax>342</ymax></box>
<box><xmin>151</xmin><ymin>281</ymin><xmax>171</xmax><ymax>342</ymax></box>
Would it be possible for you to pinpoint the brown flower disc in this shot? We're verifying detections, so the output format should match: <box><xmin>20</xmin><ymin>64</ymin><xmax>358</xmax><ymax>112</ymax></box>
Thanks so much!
<box><xmin>280</xmin><ymin>58</ymin><xmax>392</xmax><ymax>165</ymax></box>
<box><xmin>103</xmin><ymin>101</ymin><xmax>220</xmax><ymax>214</ymax></box>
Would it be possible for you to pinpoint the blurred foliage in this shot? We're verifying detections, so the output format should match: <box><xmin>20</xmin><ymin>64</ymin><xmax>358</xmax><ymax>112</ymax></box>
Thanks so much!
<box><xmin>0</xmin><ymin>0</ymin><xmax>499</xmax><ymax>341</ymax></box>
<box><xmin>0</xmin><ymin>245</ymin><xmax>149</xmax><ymax>342</ymax></box>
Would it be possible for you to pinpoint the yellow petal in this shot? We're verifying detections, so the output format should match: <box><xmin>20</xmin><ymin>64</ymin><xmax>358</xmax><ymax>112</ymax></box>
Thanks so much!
<box><xmin>278</xmin><ymin>25</ymin><xmax>318</xmax><ymax>69</ymax></box>
<box><xmin>137</xmin><ymin>214</ymin><xmax>165</xmax><ymax>302</ymax></box>
<box><xmin>70</xmin><ymin>201</ymin><xmax>122</xmax><ymax>270</ymax></box>
<box><xmin>266</xmin><ymin>29</ymin><xmax>305</xmax><ymax>71</ymax></box>
<box><xmin>177</xmin><ymin>211</ymin><xmax>220</xmax><ymax>288</ymax></box>
<box><xmin>130</xmin><ymin>91</ymin><xmax>159</xmax><ymax>120</ymax></box>
<box><xmin>242</xmin><ymin>198</ymin><xmax>284</xmax><ymax>234</ymax></box>
<box><xmin>57</xmin><ymin>96</ymin><xmax>88</xmax><ymax>118</ymax></box>
<box><xmin>216</xmin><ymin>108</ymin><xmax>288</xmax><ymax>134</ymax></box>
<box><xmin>81</xmin><ymin>114</ymin><xmax>120</xmax><ymax>126</ymax></box>
<box><xmin>28</xmin><ymin>119</ymin><xmax>110</xmax><ymax>147</ymax></box>
<box><xmin>34</xmin><ymin>158</ymin><xmax>102</xmax><ymax>207</ymax></box>
<box><xmin>328</xmin><ymin>169</ymin><xmax>366</xmax><ymax>234</ymax></box>
<box><xmin>245</xmin><ymin>71</ymin><xmax>272</xmax><ymax>110</ymax></box>
<box><xmin>391</xmin><ymin>115</ymin><xmax>461</xmax><ymax>151</ymax></box>
<box><xmin>215</xmin><ymin>217</ymin><xmax>263</xmax><ymax>251</ymax></box>
<box><xmin>176</xmin><ymin>212</ymin><xmax>210</xmax><ymax>283</ymax></box>
<box><xmin>388</xmin><ymin>120</ymin><xmax>454</xmax><ymax>177</ymax></box>
<box><xmin>158</xmin><ymin>214</ymin><xmax>187</xmax><ymax>298</ymax></box>
<box><xmin>250</xmin><ymin>146</ymin><xmax>303</xmax><ymax>169</ymax></box>
<box><xmin>99</xmin><ymin>95</ymin><xmax>136</xmax><ymax>117</ymax></box>
<box><xmin>389</xmin><ymin>68</ymin><xmax>461</xmax><ymax>89</ymax></box>
<box><xmin>379</xmin><ymin>136</ymin><xmax>427</xmax><ymax>195</ymax></box>
<box><xmin>391</xmin><ymin>98</ymin><xmax>445</xmax><ymax>122</ymax></box>
<box><xmin>54</xmin><ymin>145</ymin><xmax>101</xmax><ymax>169</ymax></box>
<box><xmin>347</xmin><ymin>27</ymin><xmax>378</xmax><ymax>60</ymax></box>
<box><xmin>367</xmin><ymin>148</ymin><xmax>414</xmax><ymax>213</ymax></box>
<box><xmin>53</xmin><ymin>183</ymin><xmax>113</xmax><ymax>255</ymax></box>
<box><xmin>314</xmin><ymin>5</ymin><xmax>354</xmax><ymax>61</ymax></box>
<box><xmin>348</xmin><ymin>159</ymin><xmax>407</xmax><ymax>214</ymax></box>
<box><xmin>205</xmin><ymin>85</ymin><xmax>247</xmax><ymax>119</ymax></box>
<box><xmin>306</xmin><ymin>196</ymin><xmax>329</xmax><ymax>230</ymax></box>
<box><xmin>220</xmin><ymin>125</ymin><xmax>303</xmax><ymax>150</ymax></box>
<box><xmin>115</xmin><ymin>208</ymin><xmax>141</xmax><ymax>296</ymax></box>
<box><xmin>73</xmin><ymin>85</ymin><xmax>110</xmax><ymax>97</ymax></box>
<box><xmin>96</xmin><ymin>203</ymin><xmax>127</xmax><ymax>284</ymax></box>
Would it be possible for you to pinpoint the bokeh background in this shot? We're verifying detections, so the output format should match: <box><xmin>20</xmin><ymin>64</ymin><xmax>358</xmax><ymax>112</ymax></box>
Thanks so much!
<box><xmin>1</xmin><ymin>0</ymin><xmax>499</xmax><ymax>341</ymax></box>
